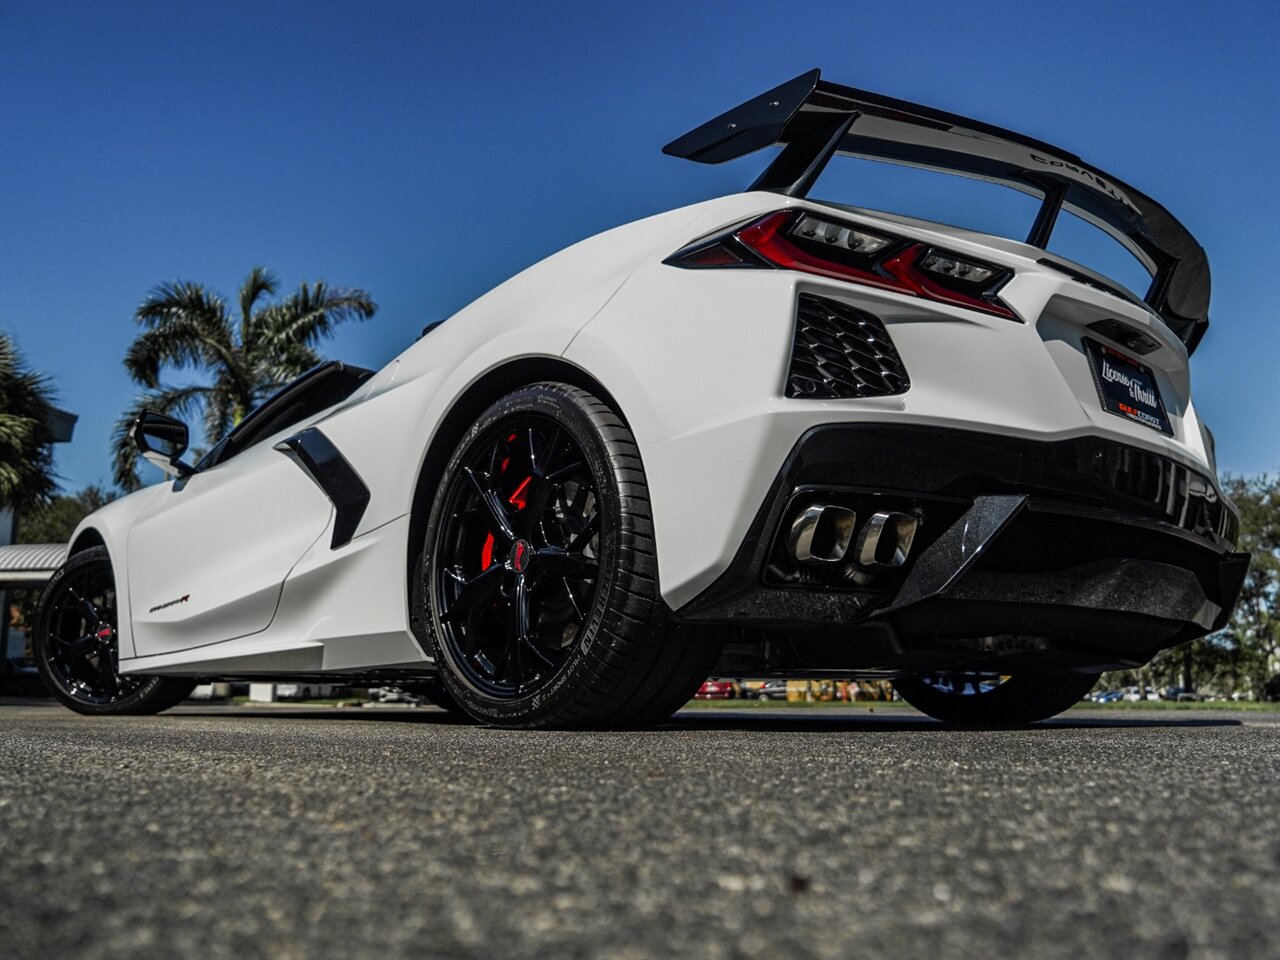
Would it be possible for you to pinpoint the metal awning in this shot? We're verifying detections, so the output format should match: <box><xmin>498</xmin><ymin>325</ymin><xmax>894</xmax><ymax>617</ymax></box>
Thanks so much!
<box><xmin>0</xmin><ymin>543</ymin><xmax>67</xmax><ymax>590</ymax></box>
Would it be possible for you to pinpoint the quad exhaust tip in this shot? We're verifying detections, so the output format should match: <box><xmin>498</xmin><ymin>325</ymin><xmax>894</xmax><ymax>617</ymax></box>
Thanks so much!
<box><xmin>855</xmin><ymin>511</ymin><xmax>919</xmax><ymax>568</ymax></box>
<box><xmin>789</xmin><ymin>505</ymin><xmax>920</xmax><ymax>569</ymax></box>
<box><xmin>788</xmin><ymin>504</ymin><xmax>857</xmax><ymax>564</ymax></box>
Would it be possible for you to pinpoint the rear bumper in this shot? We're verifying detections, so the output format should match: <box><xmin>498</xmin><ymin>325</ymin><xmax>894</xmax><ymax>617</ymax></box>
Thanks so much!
<box><xmin>676</xmin><ymin>424</ymin><xmax>1247</xmax><ymax>661</ymax></box>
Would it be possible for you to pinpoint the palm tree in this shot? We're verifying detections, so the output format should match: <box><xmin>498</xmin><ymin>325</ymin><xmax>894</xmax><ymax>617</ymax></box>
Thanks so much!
<box><xmin>113</xmin><ymin>267</ymin><xmax>376</xmax><ymax>489</ymax></box>
<box><xmin>0</xmin><ymin>331</ymin><xmax>57</xmax><ymax>511</ymax></box>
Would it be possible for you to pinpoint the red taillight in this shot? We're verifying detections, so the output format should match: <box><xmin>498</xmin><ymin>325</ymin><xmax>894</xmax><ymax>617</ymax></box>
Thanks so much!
<box><xmin>738</xmin><ymin>212</ymin><xmax>905</xmax><ymax>294</ymax></box>
<box><xmin>666</xmin><ymin>210</ymin><xmax>1018</xmax><ymax>320</ymax></box>
<box><xmin>879</xmin><ymin>245</ymin><xmax>1016</xmax><ymax>320</ymax></box>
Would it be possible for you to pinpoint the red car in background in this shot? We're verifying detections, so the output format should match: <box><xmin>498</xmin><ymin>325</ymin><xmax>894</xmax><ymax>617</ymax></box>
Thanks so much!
<box><xmin>694</xmin><ymin>680</ymin><xmax>734</xmax><ymax>700</ymax></box>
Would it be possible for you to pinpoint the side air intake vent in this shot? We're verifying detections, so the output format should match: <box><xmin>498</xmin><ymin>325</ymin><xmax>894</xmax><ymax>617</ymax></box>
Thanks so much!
<box><xmin>786</xmin><ymin>294</ymin><xmax>909</xmax><ymax>399</ymax></box>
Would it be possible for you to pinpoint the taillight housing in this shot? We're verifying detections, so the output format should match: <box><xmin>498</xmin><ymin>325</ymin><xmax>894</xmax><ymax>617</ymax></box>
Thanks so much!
<box><xmin>665</xmin><ymin>210</ymin><xmax>1019</xmax><ymax>320</ymax></box>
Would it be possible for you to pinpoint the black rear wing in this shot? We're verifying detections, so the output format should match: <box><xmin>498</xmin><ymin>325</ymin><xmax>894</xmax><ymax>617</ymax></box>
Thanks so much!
<box><xmin>664</xmin><ymin>70</ymin><xmax>1210</xmax><ymax>352</ymax></box>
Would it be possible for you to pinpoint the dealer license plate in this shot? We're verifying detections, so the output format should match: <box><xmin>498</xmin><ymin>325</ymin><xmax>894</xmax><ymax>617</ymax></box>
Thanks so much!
<box><xmin>1082</xmin><ymin>337</ymin><xmax>1173</xmax><ymax>436</ymax></box>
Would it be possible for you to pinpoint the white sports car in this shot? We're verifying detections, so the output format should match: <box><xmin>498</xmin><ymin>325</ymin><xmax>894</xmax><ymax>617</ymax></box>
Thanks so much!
<box><xmin>35</xmin><ymin>70</ymin><xmax>1248</xmax><ymax>726</ymax></box>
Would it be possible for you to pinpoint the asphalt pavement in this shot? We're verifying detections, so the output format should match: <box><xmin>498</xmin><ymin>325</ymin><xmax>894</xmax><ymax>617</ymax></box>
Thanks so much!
<box><xmin>2</xmin><ymin>699</ymin><xmax>1278</xmax><ymax>960</ymax></box>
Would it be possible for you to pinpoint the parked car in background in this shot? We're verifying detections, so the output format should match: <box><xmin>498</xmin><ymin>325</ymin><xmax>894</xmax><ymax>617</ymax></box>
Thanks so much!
<box><xmin>739</xmin><ymin>679</ymin><xmax>788</xmax><ymax>700</ymax></box>
<box><xmin>368</xmin><ymin>686</ymin><xmax>421</xmax><ymax>705</ymax></box>
<box><xmin>274</xmin><ymin>683</ymin><xmax>336</xmax><ymax>701</ymax></box>
<box><xmin>753</xmin><ymin>680</ymin><xmax>789</xmax><ymax>701</ymax></box>
<box><xmin>1159</xmin><ymin>686</ymin><xmax>1202</xmax><ymax>702</ymax></box>
<box><xmin>1090</xmin><ymin>689</ymin><xmax>1125</xmax><ymax>703</ymax></box>
<box><xmin>1122</xmin><ymin>687</ymin><xmax>1161</xmax><ymax>702</ymax></box>
<box><xmin>694</xmin><ymin>680</ymin><xmax>735</xmax><ymax>700</ymax></box>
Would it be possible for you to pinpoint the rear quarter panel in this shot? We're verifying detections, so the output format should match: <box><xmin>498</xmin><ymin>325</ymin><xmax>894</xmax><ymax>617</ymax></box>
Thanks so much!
<box><xmin>318</xmin><ymin>202</ymin><xmax>712</xmax><ymax>539</ymax></box>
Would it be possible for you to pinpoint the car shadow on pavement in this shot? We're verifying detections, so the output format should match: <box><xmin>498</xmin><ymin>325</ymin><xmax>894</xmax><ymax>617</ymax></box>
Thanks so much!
<box><xmin>1</xmin><ymin>698</ymin><xmax>1256</xmax><ymax>732</ymax></box>
<box><xmin>153</xmin><ymin>704</ymin><xmax>1248</xmax><ymax>733</ymax></box>
<box><xmin>663</xmin><ymin>710</ymin><xmax>1245</xmax><ymax>733</ymax></box>
<box><xmin>167</xmin><ymin>705</ymin><xmax>474</xmax><ymax>724</ymax></box>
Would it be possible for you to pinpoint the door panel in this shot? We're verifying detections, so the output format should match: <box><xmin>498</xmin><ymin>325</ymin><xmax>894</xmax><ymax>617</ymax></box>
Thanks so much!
<box><xmin>127</xmin><ymin>441</ymin><xmax>333</xmax><ymax>656</ymax></box>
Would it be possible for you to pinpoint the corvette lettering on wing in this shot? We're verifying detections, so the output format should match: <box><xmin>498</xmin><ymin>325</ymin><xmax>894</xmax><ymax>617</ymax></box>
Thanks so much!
<box><xmin>148</xmin><ymin>594</ymin><xmax>190</xmax><ymax>614</ymax></box>
<box><xmin>1029</xmin><ymin>153</ymin><xmax>1138</xmax><ymax>214</ymax></box>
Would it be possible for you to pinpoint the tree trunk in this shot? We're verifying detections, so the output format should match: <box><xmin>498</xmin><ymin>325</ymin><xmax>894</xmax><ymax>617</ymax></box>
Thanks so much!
<box><xmin>1137</xmin><ymin>666</ymin><xmax>1153</xmax><ymax>701</ymax></box>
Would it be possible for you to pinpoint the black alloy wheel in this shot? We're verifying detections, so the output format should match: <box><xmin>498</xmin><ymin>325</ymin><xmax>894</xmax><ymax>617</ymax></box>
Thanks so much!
<box><xmin>433</xmin><ymin>413</ymin><xmax>600</xmax><ymax>698</ymax></box>
<box><xmin>893</xmin><ymin>667</ymin><xmax>1101</xmax><ymax>724</ymax></box>
<box><xmin>422</xmin><ymin>383</ymin><xmax>724</xmax><ymax>729</ymax></box>
<box><xmin>33</xmin><ymin>546</ymin><xmax>196</xmax><ymax>715</ymax></box>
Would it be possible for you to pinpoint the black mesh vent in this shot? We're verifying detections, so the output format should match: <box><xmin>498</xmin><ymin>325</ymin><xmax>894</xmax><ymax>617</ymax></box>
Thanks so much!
<box><xmin>786</xmin><ymin>294</ymin><xmax>910</xmax><ymax>399</ymax></box>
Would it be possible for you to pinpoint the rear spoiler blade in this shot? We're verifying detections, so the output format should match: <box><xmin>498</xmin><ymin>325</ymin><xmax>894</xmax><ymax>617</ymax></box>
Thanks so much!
<box><xmin>664</xmin><ymin>70</ymin><xmax>1210</xmax><ymax>353</ymax></box>
<box><xmin>662</xmin><ymin>70</ymin><xmax>823</xmax><ymax>164</ymax></box>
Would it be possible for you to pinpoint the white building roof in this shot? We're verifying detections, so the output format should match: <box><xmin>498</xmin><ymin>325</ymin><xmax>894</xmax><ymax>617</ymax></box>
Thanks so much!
<box><xmin>0</xmin><ymin>543</ymin><xmax>67</xmax><ymax>589</ymax></box>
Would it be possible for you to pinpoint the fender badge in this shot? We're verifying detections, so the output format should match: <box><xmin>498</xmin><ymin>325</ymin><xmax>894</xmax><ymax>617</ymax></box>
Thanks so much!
<box><xmin>148</xmin><ymin>594</ymin><xmax>190</xmax><ymax>614</ymax></box>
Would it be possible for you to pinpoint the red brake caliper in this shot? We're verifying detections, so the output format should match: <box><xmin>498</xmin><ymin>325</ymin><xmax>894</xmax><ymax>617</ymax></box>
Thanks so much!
<box><xmin>480</xmin><ymin>435</ymin><xmax>532</xmax><ymax>571</ymax></box>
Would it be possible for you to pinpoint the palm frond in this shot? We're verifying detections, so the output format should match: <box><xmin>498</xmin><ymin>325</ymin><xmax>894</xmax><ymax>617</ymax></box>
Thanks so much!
<box><xmin>135</xmin><ymin>280</ymin><xmax>228</xmax><ymax>331</ymax></box>
<box><xmin>114</xmin><ymin>268</ymin><xmax>379</xmax><ymax>488</ymax></box>
<box><xmin>0</xmin><ymin>330</ymin><xmax>55</xmax><ymax>417</ymax></box>
<box><xmin>0</xmin><ymin>331</ymin><xmax>57</xmax><ymax>510</ymax></box>
<box><xmin>0</xmin><ymin>330</ymin><xmax>19</xmax><ymax>375</ymax></box>
<box><xmin>124</xmin><ymin>317</ymin><xmax>235</xmax><ymax>389</ymax></box>
<box><xmin>257</xmin><ymin>282</ymin><xmax>376</xmax><ymax>349</ymax></box>
<box><xmin>201</xmin><ymin>378</ymin><xmax>239</xmax><ymax>445</ymax></box>
<box><xmin>0</xmin><ymin>414</ymin><xmax>55</xmax><ymax>509</ymax></box>
<box><xmin>248</xmin><ymin>340</ymin><xmax>323</xmax><ymax>395</ymax></box>
<box><xmin>239</xmin><ymin>266</ymin><xmax>279</xmax><ymax>334</ymax></box>
<box><xmin>128</xmin><ymin>281</ymin><xmax>242</xmax><ymax>391</ymax></box>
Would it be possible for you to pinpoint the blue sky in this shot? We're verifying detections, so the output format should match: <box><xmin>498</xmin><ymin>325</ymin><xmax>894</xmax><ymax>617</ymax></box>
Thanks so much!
<box><xmin>1</xmin><ymin>0</ymin><xmax>1277</xmax><ymax>491</ymax></box>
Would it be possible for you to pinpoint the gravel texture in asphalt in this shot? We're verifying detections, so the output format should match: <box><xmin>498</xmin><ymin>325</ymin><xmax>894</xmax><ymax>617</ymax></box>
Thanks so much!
<box><xmin>1</xmin><ymin>700</ymin><xmax>1278</xmax><ymax>960</ymax></box>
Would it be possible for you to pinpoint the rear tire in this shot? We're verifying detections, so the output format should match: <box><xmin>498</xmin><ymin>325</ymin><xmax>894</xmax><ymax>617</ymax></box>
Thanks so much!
<box><xmin>421</xmin><ymin>382</ymin><xmax>721</xmax><ymax>728</ymax></box>
<box><xmin>33</xmin><ymin>546</ymin><xmax>197</xmax><ymax>716</ymax></box>
<box><xmin>893</xmin><ymin>669</ymin><xmax>1100</xmax><ymax>724</ymax></box>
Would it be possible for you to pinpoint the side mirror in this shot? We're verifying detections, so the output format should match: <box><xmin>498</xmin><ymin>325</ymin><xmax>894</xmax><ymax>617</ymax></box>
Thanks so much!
<box><xmin>133</xmin><ymin>410</ymin><xmax>194</xmax><ymax>478</ymax></box>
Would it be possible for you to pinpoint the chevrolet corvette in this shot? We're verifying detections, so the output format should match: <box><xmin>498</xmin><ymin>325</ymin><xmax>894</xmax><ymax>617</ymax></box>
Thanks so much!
<box><xmin>34</xmin><ymin>70</ymin><xmax>1249</xmax><ymax>726</ymax></box>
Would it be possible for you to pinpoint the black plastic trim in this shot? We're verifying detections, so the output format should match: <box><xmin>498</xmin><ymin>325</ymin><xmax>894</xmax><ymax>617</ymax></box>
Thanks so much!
<box><xmin>276</xmin><ymin>428</ymin><xmax>371</xmax><ymax>548</ymax></box>
<box><xmin>748</xmin><ymin>111</ymin><xmax>859</xmax><ymax>197</ymax></box>
<box><xmin>1025</xmin><ymin>182</ymin><xmax>1066</xmax><ymax>248</ymax></box>
<box><xmin>676</xmin><ymin>424</ymin><xmax>1244</xmax><ymax>639</ymax></box>
<box><xmin>880</xmin><ymin>495</ymin><xmax>1027</xmax><ymax>614</ymax></box>
<box><xmin>198</xmin><ymin>361</ymin><xmax>374</xmax><ymax>471</ymax></box>
<box><xmin>786</xmin><ymin>294</ymin><xmax>910</xmax><ymax>399</ymax></box>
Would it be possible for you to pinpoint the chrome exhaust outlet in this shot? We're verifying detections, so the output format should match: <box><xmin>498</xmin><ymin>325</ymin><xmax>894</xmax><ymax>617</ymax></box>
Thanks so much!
<box><xmin>788</xmin><ymin>504</ymin><xmax>857</xmax><ymax>564</ymax></box>
<box><xmin>855</xmin><ymin>511</ymin><xmax>920</xmax><ymax>568</ymax></box>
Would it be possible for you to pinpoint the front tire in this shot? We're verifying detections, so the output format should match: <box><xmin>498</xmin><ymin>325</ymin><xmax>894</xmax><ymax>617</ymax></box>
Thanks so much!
<box><xmin>893</xmin><ymin>669</ymin><xmax>1100</xmax><ymax>724</ymax></box>
<box><xmin>33</xmin><ymin>546</ymin><xmax>197</xmax><ymax>715</ymax></box>
<box><xmin>421</xmin><ymin>382</ymin><xmax>720</xmax><ymax>728</ymax></box>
